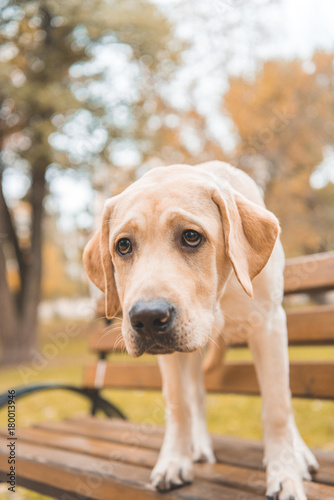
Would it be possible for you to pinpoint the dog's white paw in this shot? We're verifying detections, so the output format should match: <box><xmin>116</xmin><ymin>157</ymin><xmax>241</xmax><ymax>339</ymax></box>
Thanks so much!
<box><xmin>266</xmin><ymin>475</ymin><xmax>307</xmax><ymax>500</ymax></box>
<box><xmin>192</xmin><ymin>437</ymin><xmax>216</xmax><ymax>463</ymax></box>
<box><xmin>266</xmin><ymin>457</ymin><xmax>307</xmax><ymax>500</ymax></box>
<box><xmin>265</xmin><ymin>428</ymin><xmax>319</xmax><ymax>499</ymax></box>
<box><xmin>293</xmin><ymin>432</ymin><xmax>319</xmax><ymax>478</ymax></box>
<box><xmin>150</xmin><ymin>455</ymin><xmax>193</xmax><ymax>492</ymax></box>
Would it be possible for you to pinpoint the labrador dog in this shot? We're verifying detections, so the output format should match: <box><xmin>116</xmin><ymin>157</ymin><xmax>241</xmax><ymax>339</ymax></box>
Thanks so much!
<box><xmin>83</xmin><ymin>161</ymin><xmax>318</xmax><ymax>500</ymax></box>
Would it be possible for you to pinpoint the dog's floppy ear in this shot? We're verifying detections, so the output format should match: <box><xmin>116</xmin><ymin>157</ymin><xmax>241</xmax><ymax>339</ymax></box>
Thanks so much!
<box><xmin>211</xmin><ymin>186</ymin><xmax>280</xmax><ymax>297</ymax></box>
<box><xmin>83</xmin><ymin>200</ymin><xmax>120</xmax><ymax>318</ymax></box>
<box><xmin>83</xmin><ymin>230</ymin><xmax>105</xmax><ymax>292</ymax></box>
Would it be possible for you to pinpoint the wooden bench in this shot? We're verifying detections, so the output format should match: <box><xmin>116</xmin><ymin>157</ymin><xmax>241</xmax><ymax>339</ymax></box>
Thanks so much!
<box><xmin>1</xmin><ymin>251</ymin><xmax>334</xmax><ymax>499</ymax></box>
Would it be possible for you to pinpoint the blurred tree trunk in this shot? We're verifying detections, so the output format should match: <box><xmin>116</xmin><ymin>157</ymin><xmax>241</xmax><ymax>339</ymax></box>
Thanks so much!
<box><xmin>0</xmin><ymin>167</ymin><xmax>46</xmax><ymax>365</ymax></box>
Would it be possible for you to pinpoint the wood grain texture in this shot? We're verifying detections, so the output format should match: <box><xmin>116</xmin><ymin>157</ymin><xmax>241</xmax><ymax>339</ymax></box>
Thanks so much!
<box><xmin>284</xmin><ymin>251</ymin><xmax>334</xmax><ymax>295</ymax></box>
<box><xmin>26</xmin><ymin>417</ymin><xmax>334</xmax><ymax>486</ymax></box>
<box><xmin>286</xmin><ymin>304</ymin><xmax>334</xmax><ymax>344</ymax></box>
<box><xmin>1</xmin><ymin>419</ymin><xmax>334</xmax><ymax>499</ymax></box>
<box><xmin>83</xmin><ymin>360</ymin><xmax>334</xmax><ymax>399</ymax></box>
<box><xmin>0</xmin><ymin>437</ymin><xmax>265</xmax><ymax>500</ymax></box>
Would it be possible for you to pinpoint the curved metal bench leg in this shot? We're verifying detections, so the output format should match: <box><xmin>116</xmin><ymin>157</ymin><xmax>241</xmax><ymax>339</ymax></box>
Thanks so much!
<box><xmin>0</xmin><ymin>384</ymin><xmax>126</xmax><ymax>420</ymax></box>
<box><xmin>84</xmin><ymin>388</ymin><xmax>126</xmax><ymax>419</ymax></box>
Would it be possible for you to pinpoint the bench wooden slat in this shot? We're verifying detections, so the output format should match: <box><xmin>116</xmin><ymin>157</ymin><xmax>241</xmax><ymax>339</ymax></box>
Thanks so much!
<box><xmin>286</xmin><ymin>304</ymin><xmax>334</xmax><ymax>344</ymax></box>
<box><xmin>3</xmin><ymin>423</ymin><xmax>334</xmax><ymax>499</ymax></box>
<box><xmin>74</xmin><ymin>416</ymin><xmax>334</xmax><ymax>468</ymax></box>
<box><xmin>284</xmin><ymin>252</ymin><xmax>334</xmax><ymax>295</ymax></box>
<box><xmin>34</xmin><ymin>418</ymin><xmax>164</xmax><ymax>450</ymax></box>
<box><xmin>83</xmin><ymin>360</ymin><xmax>334</xmax><ymax>399</ymax></box>
<box><xmin>30</xmin><ymin>418</ymin><xmax>334</xmax><ymax>487</ymax></box>
<box><xmin>0</xmin><ymin>437</ymin><xmax>163</xmax><ymax>500</ymax></box>
<box><xmin>207</xmin><ymin>361</ymin><xmax>334</xmax><ymax>399</ymax></box>
<box><xmin>7</xmin><ymin>426</ymin><xmax>159</xmax><ymax>465</ymax></box>
<box><xmin>0</xmin><ymin>437</ymin><xmax>266</xmax><ymax>500</ymax></box>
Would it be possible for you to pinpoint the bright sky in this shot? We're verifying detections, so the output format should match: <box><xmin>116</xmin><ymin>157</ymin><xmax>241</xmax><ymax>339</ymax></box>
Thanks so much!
<box><xmin>276</xmin><ymin>0</ymin><xmax>334</xmax><ymax>59</ymax></box>
<box><xmin>4</xmin><ymin>0</ymin><xmax>334</xmax><ymax>229</ymax></box>
<box><xmin>154</xmin><ymin>0</ymin><xmax>334</xmax><ymax>61</ymax></box>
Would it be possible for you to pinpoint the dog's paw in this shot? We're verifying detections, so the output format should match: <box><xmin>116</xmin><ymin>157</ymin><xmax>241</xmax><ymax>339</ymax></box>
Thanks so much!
<box><xmin>266</xmin><ymin>458</ymin><xmax>307</xmax><ymax>500</ymax></box>
<box><xmin>150</xmin><ymin>456</ymin><xmax>193</xmax><ymax>492</ymax></box>
<box><xmin>293</xmin><ymin>435</ymin><xmax>319</xmax><ymax>478</ymax></box>
<box><xmin>266</xmin><ymin>476</ymin><xmax>306</xmax><ymax>500</ymax></box>
<box><xmin>265</xmin><ymin>430</ymin><xmax>319</xmax><ymax>499</ymax></box>
<box><xmin>192</xmin><ymin>438</ymin><xmax>216</xmax><ymax>463</ymax></box>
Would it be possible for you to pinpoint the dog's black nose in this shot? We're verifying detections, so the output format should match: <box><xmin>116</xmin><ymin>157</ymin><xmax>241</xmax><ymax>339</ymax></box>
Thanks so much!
<box><xmin>129</xmin><ymin>300</ymin><xmax>174</xmax><ymax>338</ymax></box>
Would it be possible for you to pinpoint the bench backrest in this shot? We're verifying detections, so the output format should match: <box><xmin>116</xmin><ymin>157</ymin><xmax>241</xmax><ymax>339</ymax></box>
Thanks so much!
<box><xmin>84</xmin><ymin>252</ymin><xmax>334</xmax><ymax>400</ymax></box>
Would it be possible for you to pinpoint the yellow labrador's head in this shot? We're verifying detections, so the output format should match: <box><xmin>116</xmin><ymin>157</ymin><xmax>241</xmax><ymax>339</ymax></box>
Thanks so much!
<box><xmin>83</xmin><ymin>165</ymin><xmax>279</xmax><ymax>357</ymax></box>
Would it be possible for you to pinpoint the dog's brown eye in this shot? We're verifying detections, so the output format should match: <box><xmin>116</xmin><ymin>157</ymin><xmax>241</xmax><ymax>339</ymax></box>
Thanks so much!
<box><xmin>116</xmin><ymin>238</ymin><xmax>132</xmax><ymax>256</ymax></box>
<box><xmin>182</xmin><ymin>230</ymin><xmax>202</xmax><ymax>248</ymax></box>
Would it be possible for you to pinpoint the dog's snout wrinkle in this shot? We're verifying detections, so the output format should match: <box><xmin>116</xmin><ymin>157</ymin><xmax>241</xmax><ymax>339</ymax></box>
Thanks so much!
<box><xmin>129</xmin><ymin>299</ymin><xmax>174</xmax><ymax>338</ymax></box>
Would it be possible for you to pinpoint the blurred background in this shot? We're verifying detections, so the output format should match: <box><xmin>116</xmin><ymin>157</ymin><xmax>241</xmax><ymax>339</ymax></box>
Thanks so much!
<box><xmin>0</xmin><ymin>0</ymin><xmax>334</xmax><ymax>497</ymax></box>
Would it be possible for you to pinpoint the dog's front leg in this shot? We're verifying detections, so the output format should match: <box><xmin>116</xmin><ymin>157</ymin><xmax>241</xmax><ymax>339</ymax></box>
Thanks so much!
<box><xmin>150</xmin><ymin>352</ymin><xmax>194</xmax><ymax>491</ymax></box>
<box><xmin>248</xmin><ymin>304</ymin><xmax>318</xmax><ymax>500</ymax></box>
<box><xmin>186</xmin><ymin>349</ymin><xmax>216</xmax><ymax>464</ymax></box>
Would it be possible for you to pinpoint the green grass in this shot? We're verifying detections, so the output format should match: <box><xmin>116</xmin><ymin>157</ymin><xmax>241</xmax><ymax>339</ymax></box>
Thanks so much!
<box><xmin>0</xmin><ymin>320</ymin><xmax>333</xmax><ymax>499</ymax></box>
